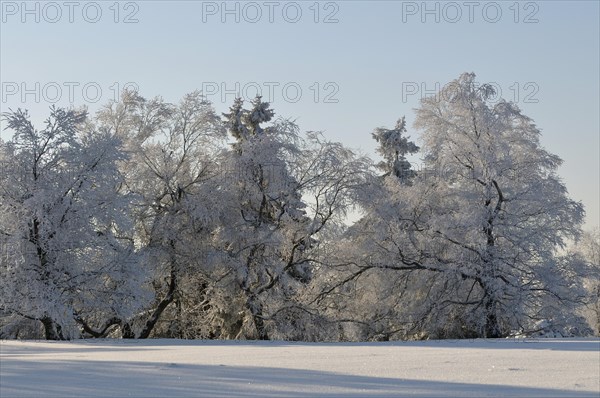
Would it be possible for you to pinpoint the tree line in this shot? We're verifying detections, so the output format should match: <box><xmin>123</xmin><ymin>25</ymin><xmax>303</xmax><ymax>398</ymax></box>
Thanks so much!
<box><xmin>1</xmin><ymin>73</ymin><xmax>598</xmax><ymax>340</ymax></box>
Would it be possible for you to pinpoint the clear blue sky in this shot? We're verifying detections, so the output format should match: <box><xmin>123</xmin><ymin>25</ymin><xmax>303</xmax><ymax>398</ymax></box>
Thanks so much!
<box><xmin>1</xmin><ymin>0</ymin><xmax>598</xmax><ymax>229</ymax></box>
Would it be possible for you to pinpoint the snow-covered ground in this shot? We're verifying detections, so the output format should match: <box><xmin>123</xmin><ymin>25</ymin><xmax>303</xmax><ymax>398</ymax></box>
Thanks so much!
<box><xmin>1</xmin><ymin>338</ymin><xmax>598</xmax><ymax>397</ymax></box>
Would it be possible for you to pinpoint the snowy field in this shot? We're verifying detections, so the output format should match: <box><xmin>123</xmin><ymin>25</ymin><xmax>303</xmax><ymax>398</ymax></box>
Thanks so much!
<box><xmin>1</xmin><ymin>338</ymin><xmax>599</xmax><ymax>398</ymax></box>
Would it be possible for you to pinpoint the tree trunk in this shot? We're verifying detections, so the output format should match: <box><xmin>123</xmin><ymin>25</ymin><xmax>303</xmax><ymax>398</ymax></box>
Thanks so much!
<box><xmin>75</xmin><ymin>315</ymin><xmax>122</xmax><ymax>338</ymax></box>
<box><xmin>481</xmin><ymin>179</ymin><xmax>504</xmax><ymax>338</ymax></box>
<box><xmin>248</xmin><ymin>299</ymin><xmax>269</xmax><ymax>340</ymax></box>
<box><xmin>137</xmin><ymin>294</ymin><xmax>175</xmax><ymax>339</ymax></box>
<box><xmin>41</xmin><ymin>316</ymin><xmax>65</xmax><ymax>340</ymax></box>
<box><xmin>121</xmin><ymin>322</ymin><xmax>135</xmax><ymax>339</ymax></box>
<box><xmin>483</xmin><ymin>297</ymin><xmax>501</xmax><ymax>338</ymax></box>
<box><xmin>253</xmin><ymin>313</ymin><xmax>269</xmax><ymax>340</ymax></box>
<box><xmin>137</xmin><ymin>266</ymin><xmax>177</xmax><ymax>339</ymax></box>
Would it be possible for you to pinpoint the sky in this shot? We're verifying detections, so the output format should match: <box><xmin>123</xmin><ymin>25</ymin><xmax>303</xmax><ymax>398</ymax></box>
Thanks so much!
<box><xmin>1</xmin><ymin>0</ymin><xmax>598</xmax><ymax>230</ymax></box>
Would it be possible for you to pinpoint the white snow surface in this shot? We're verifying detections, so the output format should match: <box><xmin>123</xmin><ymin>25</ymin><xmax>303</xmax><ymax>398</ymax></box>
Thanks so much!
<box><xmin>1</xmin><ymin>338</ymin><xmax>599</xmax><ymax>397</ymax></box>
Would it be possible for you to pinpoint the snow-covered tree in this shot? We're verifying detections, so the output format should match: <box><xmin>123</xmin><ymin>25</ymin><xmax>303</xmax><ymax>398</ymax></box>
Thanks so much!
<box><xmin>1</xmin><ymin>77</ymin><xmax>589</xmax><ymax>342</ymax></box>
<box><xmin>572</xmin><ymin>229</ymin><xmax>600</xmax><ymax>335</ymax></box>
<box><xmin>88</xmin><ymin>93</ymin><xmax>369</xmax><ymax>341</ymax></box>
<box><xmin>0</xmin><ymin>107</ymin><xmax>144</xmax><ymax>339</ymax></box>
<box><xmin>372</xmin><ymin>116</ymin><xmax>419</xmax><ymax>182</ymax></box>
<box><xmin>411</xmin><ymin>72</ymin><xmax>587</xmax><ymax>337</ymax></box>
<box><xmin>95</xmin><ymin>90</ymin><xmax>226</xmax><ymax>338</ymax></box>
<box><xmin>326</xmin><ymin>73</ymin><xmax>588</xmax><ymax>339</ymax></box>
<box><xmin>206</xmin><ymin>97</ymin><xmax>372</xmax><ymax>340</ymax></box>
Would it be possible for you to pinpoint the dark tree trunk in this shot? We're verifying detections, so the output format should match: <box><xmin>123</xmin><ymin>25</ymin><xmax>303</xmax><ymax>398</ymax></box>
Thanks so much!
<box><xmin>41</xmin><ymin>317</ymin><xmax>65</xmax><ymax>340</ymax></box>
<box><xmin>137</xmin><ymin>266</ymin><xmax>177</xmax><ymax>339</ymax></box>
<box><xmin>253</xmin><ymin>313</ymin><xmax>269</xmax><ymax>340</ymax></box>
<box><xmin>482</xmin><ymin>179</ymin><xmax>505</xmax><ymax>339</ymax></box>
<box><xmin>121</xmin><ymin>322</ymin><xmax>135</xmax><ymax>339</ymax></box>
<box><xmin>75</xmin><ymin>315</ymin><xmax>122</xmax><ymax>338</ymax></box>
<box><xmin>248</xmin><ymin>299</ymin><xmax>269</xmax><ymax>340</ymax></box>
<box><xmin>137</xmin><ymin>294</ymin><xmax>176</xmax><ymax>339</ymax></box>
<box><xmin>483</xmin><ymin>297</ymin><xmax>501</xmax><ymax>338</ymax></box>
